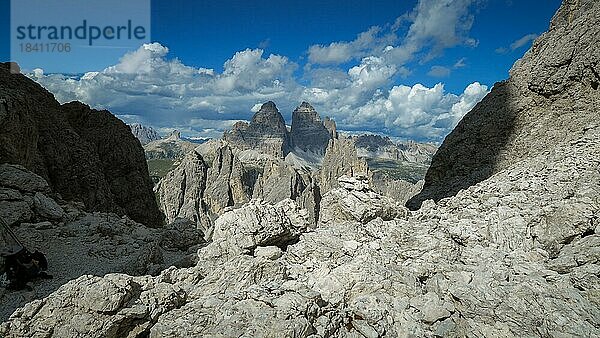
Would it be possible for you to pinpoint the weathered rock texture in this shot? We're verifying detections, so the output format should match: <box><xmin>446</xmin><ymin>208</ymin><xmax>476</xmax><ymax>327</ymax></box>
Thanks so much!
<box><xmin>156</xmin><ymin>150</ymin><xmax>211</xmax><ymax>234</ymax></box>
<box><xmin>144</xmin><ymin>130</ymin><xmax>198</xmax><ymax>160</ymax></box>
<box><xmin>2</xmin><ymin>2</ymin><xmax>599</xmax><ymax>337</ymax></box>
<box><xmin>354</xmin><ymin>135</ymin><xmax>437</xmax><ymax>164</ymax></box>
<box><xmin>290</xmin><ymin>102</ymin><xmax>332</xmax><ymax>154</ymax></box>
<box><xmin>129</xmin><ymin>123</ymin><xmax>161</xmax><ymax>145</ymax></box>
<box><xmin>407</xmin><ymin>0</ymin><xmax>600</xmax><ymax>209</ymax></box>
<box><xmin>204</xmin><ymin>145</ymin><xmax>250</xmax><ymax>214</ymax></box>
<box><xmin>372</xmin><ymin>178</ymin><xmax>424</xmax><ymax>205</ymax></box>
<box><xmin>4</xmin><ymin>121</ymin><xmax>599</xmax><ymax>336</ymax></box>
<box><xmin>0</xmin><ymin>165</ymin><xmax>204</xmax><ymax>322</ymax></box>
<box><xmin>0</xmin><ymin>164</ymin><xmax>61</xmax><ymax>227</ymax></box>
<box><xmin>224</xmin><ymin>101</ymin><xmax>291</xmax><ymax>158</ymax></box>
<box><xmin>323</xmin><ymin>117</ymin><xmax>338</xmax><ymax>139</ymax></box>
<box><xmin>0</xmin><ymin>65</ymin><xmax>162</xmax><ymax>226</ymax></box>
<box><xmin>319</xmin><ymin>136</ymin><xmax>370</xmax><ymax>193</ymax></box>
<box><xmin>157</xmin><ymin>146</ymin><xmax>251</xmax><ymax>236</ymax></box>
<box><xmin>253</xmin><ymin>159</ymin><xmax>319</xmax><ymax>224</ymax></box>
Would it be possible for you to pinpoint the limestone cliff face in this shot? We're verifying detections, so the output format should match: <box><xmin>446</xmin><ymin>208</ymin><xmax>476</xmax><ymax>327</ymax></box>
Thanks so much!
<box><xmin>0</xmin><ymin>65</ymin><xmax>163</xmax><ymax>227</ymax></box>
<box><xmin>323</xmin><ymin>117</ymin><xmax>337</xmax><ymax>139</ymax></box>
<box><xmin>290</xmin><ymin>102</ymin><xmax>331</xmax><ymax>154</ymax></box>
<box><xmin>252</xmin><ymin>159</ymin><xmax>319</xmax><ymax>223</ymax></box>
<box><xmin>143</xmin><ymin>130</ymin><xmax>198</xmax><ymax>160</ymax></box>
<box><xmin>3</xmin><ymin>2</ymin><xmax>600</xmax><ymax>337</ymax></box>
<box><xmin>223</xmin><ymin>101</ymin><xmax>291</xmax><ymax>158</ymax></box>
<box><xmin>318</xmin><ymin>136</ymin><xmax>370</xmax><ymax>194</ymax></box>
<box><xmin>157</xmin><ymin>150</ymin><xmax>211</xmax><ymax>233</ymax></box>
<box><xmin>252</xmin><ymin>159</ymin><xmax>307</xmax><ymax>204</ymax></box>
<box><xmin>408</xmin><ymin>0</ymin><xmax>600</xmax><ymax>209</ymax></box>
<box><xmin>129</xmin><ymin>123</ymin><xmax>161</xmax><ymax>145</ymax></box>
<box><xmin>204</xmin><ymin>145</ymin><xmax>250</xmax><ymax>214</ymax></box>
<box><xmin>158</xmin><ymin>145</ymin><xmax>250</xmax><ymax>236</ymax></box>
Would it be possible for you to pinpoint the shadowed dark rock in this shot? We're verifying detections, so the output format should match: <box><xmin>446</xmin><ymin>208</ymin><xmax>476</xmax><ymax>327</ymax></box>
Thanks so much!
<box><xmin>0</xmin><ymin>65</ymin><xmax>163</xmax><ymax>227</ymax></box>
<box><xmin>290</xmin><ymin>102</ymin><xmax>331</xmax><ymax>154</ymax></box>
<box><xmin>407</xmin><ymin>0</ymin><xmax>600</xmax><ymax>209</ymax></box>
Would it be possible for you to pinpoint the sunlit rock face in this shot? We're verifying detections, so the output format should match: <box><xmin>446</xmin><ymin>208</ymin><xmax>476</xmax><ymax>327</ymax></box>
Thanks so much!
<box><xmin>224</xmin><ymin>101</ymin><xmax>291</xmax><ymax>158</ymax></box>
<box><xmin>3</xmin><ymin>1</ymin><xmax>600</xmax><ymax>337</ymax></box>
<box><xmin>408</xmin><ymin>0</ymin><xmax>600</xmax><ymax>210</ymax></box>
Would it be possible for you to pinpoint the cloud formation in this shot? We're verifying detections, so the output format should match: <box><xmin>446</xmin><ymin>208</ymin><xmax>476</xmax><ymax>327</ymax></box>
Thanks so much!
<box><xmin>29</xmin><ymin>0</ymin><xmax>489</xmax><ymax>142</ymax></box>
<box><xmin>307</xmin><ymin>81</ymin><xmax>488</xmax><ymax>140</ymax></box>
<box><xmin>427</xmin><ymin>65</ymin><xmax>451</xmax><ymax>78</ymax></box>
<box><xmin>34</xmin><ymin>43</ymin><xmax>301</xmax><ymax>127</ymax></box>
<box><xmin>496</xmin><ymin>33</ymin><xmax>538</xmax><ymax>54</ymax></box>
<box><xmin>308</xmin><ymin>0</ymin><xmax>479</xmax><ymax>68</ymax></box>
<box><xmin>307</xmin><ymin>27</ymin><xmax>392</xmax><ymax>65</ymax></box>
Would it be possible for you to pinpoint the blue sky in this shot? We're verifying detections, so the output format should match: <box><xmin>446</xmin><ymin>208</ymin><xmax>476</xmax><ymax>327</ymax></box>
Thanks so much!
<box><xmin>0</xmin><ymin>0</ymin><xmax>562</xmax><ymax>141</ymax></box>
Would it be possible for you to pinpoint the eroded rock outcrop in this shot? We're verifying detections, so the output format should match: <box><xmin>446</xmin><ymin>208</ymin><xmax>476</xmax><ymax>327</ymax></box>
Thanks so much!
<box><xmin>0</xmin><ymin>164</ymin><xmax>60</xmax><ymax>226</ymax></box>
<box><xmin>224</xmin><ymin>101</ymin><xmax>291</xmax><ymax>158</ymax></box>
<box><xmin>0</xmin><ymin>65</ymin><xmax>162</xmax><ymax>227</ymax></box>
<box><xmin>157</xmin><ymin>145</ymin><xmax>251</xmax><ymax>236</ymax></box>
<box><xmin>0</xmin><ymin>165</ymin><xmax>204</xmax><ymax>322</ymax></box>
<box><xmin>290</xmin><ymin>102</ymin><xmax>332</xmax><ymax>154</ymax></box>
<box><xmin>5</xmin><ymin>2</ymin><xmax>598</xmax><ymax>336</ymax></box>
<box><xmin>372</xmin><ymin>178</ymin><xmax>424</xmax><ymax>205</ymax></box>
<box><xmin>129</xmin><ymin>123</ymin><xmax>161</xmax><ymax>145</ymax></box>
<box><xmin>318</xmin><ymin>175</ymin><xmax>408</xmax><ymax>226</ymax></box>
<box><xmin>408</xmin><ymin>0</ymin><xmax>600</xmax><ymax>209</ymax></box>
<box><xmin>156</xmin><ymin>150</ymin><xmax>211</xmax><ymax>234</ymax></box>
<box><xmin>144</xmin><ymin>130</ymin><xmax>198</xmax><ymax>160</ymax></box>
<box><xmin>252</xmin><ymin>159</ymin><xmax>308</xmax><ymax>204</ymax></box>
<box><xmin>204</xmin><ymin>145</ymin><xmax>250</xmax><ymax>214</ymax></box>
<box><xmin>3</xmin><ymin>120</ymin><xmax>600</xmax><ymax>336</ymax></box>
<box><xmin>319</xmin><ymin>136</ymin><xmax>370</xmax><ymax>193</ymax></box>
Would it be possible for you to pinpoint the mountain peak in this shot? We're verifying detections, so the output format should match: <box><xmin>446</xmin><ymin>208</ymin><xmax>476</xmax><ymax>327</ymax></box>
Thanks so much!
<box><xmin>224</xmin><ymin>101</ymin><xmax>290</xmax><ymax>158</ymax></box>
<box><xmin>167</xmin><ymin>130</ymin><xmax>181</xmax><ymax>140</ymax></box>
<box><xmin>259</xmin><ymin>101</ymin><xmax>278</xmax><ymax>112</ymax></box>
<box><xmin>291</xmin><ymin>102</ymin><xmax>331</xmax><ymax>153</ymax></box>
<box><xmin>298</xmin><ymin>101</ymin><xmax>315</xmax><ymax>111</ymax></box>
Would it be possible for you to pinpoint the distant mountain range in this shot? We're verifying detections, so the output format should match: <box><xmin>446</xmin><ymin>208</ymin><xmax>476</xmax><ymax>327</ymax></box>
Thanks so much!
<box><xmin>133</xmin><ymin>100</ymin><xmax>436</xmax><ymax>232</ymax></box>
<box><xmin>131</xmin><ymin>102</ymin><xmax>437</xmax><ymax>184</ymax></box>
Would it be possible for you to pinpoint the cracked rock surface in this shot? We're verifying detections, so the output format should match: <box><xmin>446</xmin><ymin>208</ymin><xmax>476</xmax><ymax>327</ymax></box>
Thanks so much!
<box><xmin>2</xmin><ymin>1</ymin><xmax>600</xmax><ymax>337</ymax></box>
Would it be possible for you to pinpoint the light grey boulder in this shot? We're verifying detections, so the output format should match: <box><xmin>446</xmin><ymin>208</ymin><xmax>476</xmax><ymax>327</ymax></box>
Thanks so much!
<box><xmin>254</xmin><ymin>246</ymin><xmax>283</xmax><ymax>260</ymax></box>
<box><xmin>0</xmin><ymin>164</ymin><xmax>49</xmax><ymax>193</ymax></box>
<box><xmin>319</xmin><ymin>175</ymin><xmax>408</xmax><ymax>226</ymax></box>
<box><xmin>33</xmin><ymin>192</ymin><xmax>65</xmax><ymax>220</ymax></box>
<box><xmin>209</xmin><ymin>199</ymin><xmax>310</xmax><ymax>256</ymax></box>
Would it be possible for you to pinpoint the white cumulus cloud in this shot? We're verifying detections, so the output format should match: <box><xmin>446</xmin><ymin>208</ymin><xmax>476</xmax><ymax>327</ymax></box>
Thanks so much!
<box><xmin>28</xmin><ymin>0</ymin><xmax>488</xmax><ymax>142</ymax></box>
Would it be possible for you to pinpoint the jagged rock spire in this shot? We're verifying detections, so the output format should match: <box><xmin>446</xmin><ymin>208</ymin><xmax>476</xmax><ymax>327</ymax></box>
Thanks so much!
<box><xmin>290</xmin><ymin>101</ymin><xmax>332</xmax><ymax>154</ymax></box>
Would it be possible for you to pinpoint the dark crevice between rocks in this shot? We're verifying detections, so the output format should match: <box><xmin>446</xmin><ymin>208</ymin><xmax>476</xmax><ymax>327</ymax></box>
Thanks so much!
<box><xmin>581</xmin><ymin>228</ymin><xmax>595</xmax><ymax>238</ymax></box>
<box><xmin>244</xmin><ymin>235</ymin><xmax>303</xmax><ymax>257</ymax></box>
<box><xmin>313</xmin><ymin>184</ymin><xmax>322</xmax><ymax>225</ymax></box>
<box><xmin>561</xmin><ymin>234</ymin><xmax>579</xmax><ymax>245</ymax></box>
<box><xmin>588</xmin><ymin>65</ymin><xmax>600</xmax><ymax>90</ymax></box>
<box><xmin>263</xmin><ymin>235</ymin><xmax>302</xmax><ymax>252</ymax></box>
<box><xmin>417</xmin><ymin>275</ymin><xmax>429</xmax><ymax>285</ymax></box>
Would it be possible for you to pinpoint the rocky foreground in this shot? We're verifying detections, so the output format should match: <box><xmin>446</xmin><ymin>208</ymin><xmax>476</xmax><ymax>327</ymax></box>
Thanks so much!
<box><xmin>1</xmin><ymin>0</ymin><xmax>599</xmax><ymax>337</ymax></box>
<box><xmin>1</xmin><ymin>125</ymin><xmax>598</xmax><ymax>336</ymax></box>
